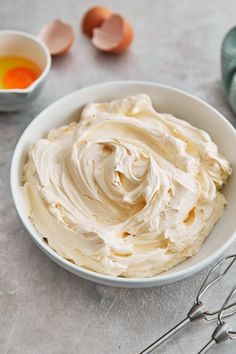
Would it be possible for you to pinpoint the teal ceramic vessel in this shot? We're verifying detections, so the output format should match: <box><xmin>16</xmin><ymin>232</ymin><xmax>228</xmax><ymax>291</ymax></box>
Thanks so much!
<box><xmin>221</xmin><ymin>26</ymin><xmax>236</xmax><ymax>114</ymax></box>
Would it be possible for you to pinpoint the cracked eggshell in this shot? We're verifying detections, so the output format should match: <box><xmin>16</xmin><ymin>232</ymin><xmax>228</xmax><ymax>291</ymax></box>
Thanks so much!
<box><xmin>82</xmin><ymin>6</ymin><xmax>112</xmax><ymax>37</ymax></box>
<box><xmin>39</xmin><ymin>19</ymin><xmax>75</xmax><ymax>56</ymax></box>
<box><xmin>92</xmin><ymin>14</ymin><xmax>133</xmax><ymax>53</ymax></box>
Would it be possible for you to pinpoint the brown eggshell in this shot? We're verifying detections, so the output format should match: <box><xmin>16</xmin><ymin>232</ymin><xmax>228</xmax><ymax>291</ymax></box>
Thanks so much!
<box><xmin>82</xmin><ymin>6</ymin><xmax>112</xmax><ymax>37</ymax></box>
<box><xmin>39</xmin><ymin>19</ymin><xmax>75</xmax><ymax>56</ymax></box>
<box><xmin>92</xmin><ymin>14</ymin><xmax>133</xmax><ymax>53</ymax></box>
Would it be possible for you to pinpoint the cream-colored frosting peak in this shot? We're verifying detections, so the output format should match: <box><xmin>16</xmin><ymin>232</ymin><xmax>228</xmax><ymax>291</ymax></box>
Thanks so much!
<box><xmin>23</xmin><ymin>94</ymin><xmax>231</xmax><ymax>277</ymax></box>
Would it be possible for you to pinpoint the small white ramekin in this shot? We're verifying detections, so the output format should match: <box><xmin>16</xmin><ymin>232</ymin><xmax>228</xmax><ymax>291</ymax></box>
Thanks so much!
<box><xmin>0</xmin><ymin>30</ymin><xmax>51</xmax><ymax>111</ymax></box>
<box><xmin>10</xmin><ymin>81</ymin><xmax>236</xmax><ymax>287</ymax></box>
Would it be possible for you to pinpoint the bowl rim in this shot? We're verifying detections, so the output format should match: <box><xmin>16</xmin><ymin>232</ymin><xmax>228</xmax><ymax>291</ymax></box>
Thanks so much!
<box><xmin>0</xmin><ymin>30</ymin><xmax>51</xmax><ymax>94</ymax></box>
<box><xmin>10</xmin><ymin>80</ymin><xmax>236</xmax><ymax>287</ymax></box>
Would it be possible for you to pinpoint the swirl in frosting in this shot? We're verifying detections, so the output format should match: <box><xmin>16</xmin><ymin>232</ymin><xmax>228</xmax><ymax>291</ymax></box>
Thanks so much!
<box><xmin>23</xmin><ymin>94</ymin><xmax>231</xmax><ymax>277</ymax></box>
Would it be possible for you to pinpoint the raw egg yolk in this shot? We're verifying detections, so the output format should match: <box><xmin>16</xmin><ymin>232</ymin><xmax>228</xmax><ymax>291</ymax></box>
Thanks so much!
<box><xmin>3</xmin><ymin>67</ymin><xmax>39</xmax><ymax>89</ymax></box>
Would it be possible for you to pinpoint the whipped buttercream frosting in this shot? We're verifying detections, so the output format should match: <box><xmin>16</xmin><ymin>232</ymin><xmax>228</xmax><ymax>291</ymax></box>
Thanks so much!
<box><xmin>23</xmin><ymin>94</ymin><xmax>232</xmax><ymax>277</ymax></box>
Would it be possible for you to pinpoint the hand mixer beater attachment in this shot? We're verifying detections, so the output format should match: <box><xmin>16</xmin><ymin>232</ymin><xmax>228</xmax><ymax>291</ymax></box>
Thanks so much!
<box><xmin>198</xmin><ymin>284</ymin><xmax>236</xmax><ymax>353</ymax></box>
<box><xmin>139</xmin><ymin>254</ymin><xmax>236</xmax><ymax>354</ymax></box>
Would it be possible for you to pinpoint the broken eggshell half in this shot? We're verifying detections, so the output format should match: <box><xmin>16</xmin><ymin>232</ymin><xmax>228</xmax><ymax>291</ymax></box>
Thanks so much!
<box><xmin>92</xmin><ymin>14</ymin><xmax>133</xmax><ymax>53</ymax></box>
<box><xmin>39</xmin><ymin>19</ymin><xmax>75</xmax><ymax>56</ymax></box>
<box><xmin>82</xmin><ymin>6</ymin><xmax>112</xmax><ymax>37</ymax></box>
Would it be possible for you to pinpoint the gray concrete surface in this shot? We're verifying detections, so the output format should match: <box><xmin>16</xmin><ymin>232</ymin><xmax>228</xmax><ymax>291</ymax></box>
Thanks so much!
<box><xmin>1</xmin><ymin>0</ymin><xmax>236</xmax><ymax>353</ymax></box>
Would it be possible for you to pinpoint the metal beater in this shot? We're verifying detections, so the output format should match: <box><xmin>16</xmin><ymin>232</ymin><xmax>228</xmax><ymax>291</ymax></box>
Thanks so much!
<box><xmin>139</xmin><ymin>254</ymin><xmax>236</xmax><ymax>354</ymax></box>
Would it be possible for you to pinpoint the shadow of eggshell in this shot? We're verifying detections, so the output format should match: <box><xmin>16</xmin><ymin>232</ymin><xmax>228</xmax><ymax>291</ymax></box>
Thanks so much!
<box><xmin>39</xmin><ymin>19</ymin><xmax>75</xmax><ymax>56</ymax></box>
<box><xmin>92</xmin><ymin>14</ymin><xmax>133</xmax><ymax>53</ymax></box>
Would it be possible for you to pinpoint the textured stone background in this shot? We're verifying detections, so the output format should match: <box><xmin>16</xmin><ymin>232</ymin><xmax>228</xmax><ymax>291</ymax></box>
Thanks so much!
<box><xmin>1</xmin><ymin>0</ymin><xmax>236</xmax><ymax>353</ymax></box>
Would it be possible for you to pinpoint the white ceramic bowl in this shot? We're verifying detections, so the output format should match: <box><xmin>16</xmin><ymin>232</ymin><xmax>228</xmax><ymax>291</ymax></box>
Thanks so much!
<box><xmin>0</xmin><ymin>30</ymin><xmax>51</xmax><ymax>111</ymax></box>
<box><xmin>10</xmin><ymin>81</ymin><xmax>236</xmax><ymax>288</ymax></box>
